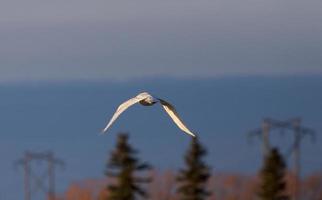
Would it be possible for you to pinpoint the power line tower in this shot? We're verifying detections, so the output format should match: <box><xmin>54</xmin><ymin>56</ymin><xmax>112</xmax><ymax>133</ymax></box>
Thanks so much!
<box><xmin>15</xmin><ymin>151</ymin><xmax>64</xmax><ymax>200</ymax></box>
<box><xmin>248</xmin><ymin>117</ymin><xmax>290</xmax><ymax>158</ymax></box>
<box><xmin>248</xmin><ymin>117</ymin><xmax>316</xmax><ymax>200</ymax></box>
<box><xmin>286</xmin><ymin>118</ymin><xmax>315</xmax><ymax>200</ymax></box>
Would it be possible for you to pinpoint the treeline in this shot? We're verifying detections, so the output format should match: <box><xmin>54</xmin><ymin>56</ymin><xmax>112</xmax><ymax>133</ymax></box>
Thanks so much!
<box><xmin>54</xmin><ymin>133</ymin><xmax>322</xmax><ymax>200</ymax></box>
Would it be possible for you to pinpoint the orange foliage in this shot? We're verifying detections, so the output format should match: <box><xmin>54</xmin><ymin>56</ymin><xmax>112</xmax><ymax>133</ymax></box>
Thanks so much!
<box><xmin>301</xmin><ymin>173</ymin><xmax>322</xmax><ymax>200</ymax></box>
<box><xmin>148</xmin><ymin>170</ymin><xmax>178</xmax><ymax>200</ymax></box>
<box><xmin>56</xmin><ymin>171</ymin><xmax>322</xmax><ymax>200</ymax></box>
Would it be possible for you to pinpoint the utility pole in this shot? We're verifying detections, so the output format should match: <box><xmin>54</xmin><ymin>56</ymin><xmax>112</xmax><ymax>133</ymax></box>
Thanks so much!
<box><xmin>15</xmin><ymin>151</ymin><xmax>64</xmax><ymax>200</ymax></box>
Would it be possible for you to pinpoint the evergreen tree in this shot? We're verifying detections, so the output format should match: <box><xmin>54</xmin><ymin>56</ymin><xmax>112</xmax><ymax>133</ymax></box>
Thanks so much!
<box><xmin>176</xmin><ymin>137</ymin><xmax>211</xmax><ymax>200</ymax></box>
<box><xmin>105</xmin><ymin>133</ymin><xmax>151</xmax><ymax>200</ymax></box>
<box><xmin>258</xmin><ymin>147</ymin><xmax>289</xmax><ymax>200</ymax></box>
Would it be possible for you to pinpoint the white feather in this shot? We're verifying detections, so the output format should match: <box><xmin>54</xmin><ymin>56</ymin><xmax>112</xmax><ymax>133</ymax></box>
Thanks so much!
<box><xmin>158</xmin><ymin>98</ymin><xmax>196</xmax><ymax>137</ymax></box>
<box><xmin>101</xmin><ymin>92</ymin><xmax>150</xmax><ymax>133</ymax></box>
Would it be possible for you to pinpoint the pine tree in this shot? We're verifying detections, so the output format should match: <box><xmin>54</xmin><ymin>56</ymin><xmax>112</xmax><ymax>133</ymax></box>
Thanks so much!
<box><xmin>258</xmin><ymin>147</ymin><xmax>289</xmax><ymax>200</ymax></box>
<box><xmin>176</xmin><ymin>137</ymin><xmax>211</xmax><ymax>200</ymax></box>
<box><xmin>105</xmin><ymin>133</ymin><xmax>152</xmax><ymax>200</ymax></box>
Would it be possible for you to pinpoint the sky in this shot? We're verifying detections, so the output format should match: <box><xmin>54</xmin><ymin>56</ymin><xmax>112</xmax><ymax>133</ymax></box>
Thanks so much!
<box><xmin>0</xmin><ymin>77</ymin><xmax>322</xmax><ymax>200</ymax></box>
<box><xmin>0</xmin><ymin>0</ymin><xmax>322</xmax><ymax>82</ymax></box>
<box><xmin>0</xmin><ymin>0</ymin><xmax>322</xmax><ymax>199</ymax></box>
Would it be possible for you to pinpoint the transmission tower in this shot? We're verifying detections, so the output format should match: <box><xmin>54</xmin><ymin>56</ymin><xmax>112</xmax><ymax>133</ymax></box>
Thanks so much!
<box><xmin>248</xmin><ymin>117</ymin><xmax>290</xmax><ymax>157</ymax></box>
<box><xmin>285</xmin><ymin>118</ymin><xmax>315</xmax><ymax>200</ymax></box>
<box><xmin>15</xmin><ymin>151</ymin><xmax>64</xmax><ymax>200</ymax></box>
<box><xmin>248</xmin><ymin>117</ymin><xmax>316</xmax><ymax>200</ymax></box>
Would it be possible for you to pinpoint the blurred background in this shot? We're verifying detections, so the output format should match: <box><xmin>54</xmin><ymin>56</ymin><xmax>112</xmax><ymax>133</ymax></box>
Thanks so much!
<box><xmin>0</xmin><ymin>0</ymin><xmax>321</xmax><ymax>199</ymax></box>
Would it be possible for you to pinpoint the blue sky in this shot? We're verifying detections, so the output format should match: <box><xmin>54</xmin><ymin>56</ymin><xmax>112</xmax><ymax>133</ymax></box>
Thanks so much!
<box><xmin>0</xmin><ymin>0</ymin><xmax>322</xmax><ymax>199</ymax></box>
<box><xmin>0</xmin><ymin>77</ymin><xmax>321</xmax><ymax>199</ymax></box>
<box><xmin>0</xmin><ymin>0</ymin><xmax>322</xmax><ymax>82</ymax></box>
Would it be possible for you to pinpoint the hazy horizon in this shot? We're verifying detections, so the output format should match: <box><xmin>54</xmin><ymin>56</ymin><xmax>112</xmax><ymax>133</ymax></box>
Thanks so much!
<box><xmin>1</xmin><ymin>0</ymin><xmax>321</xmax><ymax>82</ymax></box>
